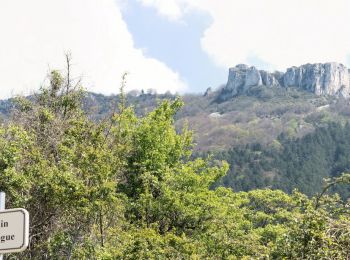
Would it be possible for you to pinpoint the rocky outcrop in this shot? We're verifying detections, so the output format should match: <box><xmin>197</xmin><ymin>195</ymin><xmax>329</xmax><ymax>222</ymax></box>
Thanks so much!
<box><xmin>260</xmin><ymin>70</ymin><xmax>281</xmax><ymax>87</ymax></box>
<box><xmin>222</xmin><ymin>64</ymin><xmax>280</xmax><ymax>99</ymax></box>
<box><xmin>221</xmin><ymin>62</ymin><xmax>350</xmax><ymax>100</ymax></box>
<box><xmin>283</xmin><ymin>63</ymin><xmax>350</xmax><ymax>97</ymax></box>
<box><xmin>204</xmin><ymin>87</ymin><xmax>213</xmax><ymax>97</ymax></box>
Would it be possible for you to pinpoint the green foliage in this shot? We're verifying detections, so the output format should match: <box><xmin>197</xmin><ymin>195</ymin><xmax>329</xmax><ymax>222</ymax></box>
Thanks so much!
<box><xmin>1</xmin><ymin>65</ymin><xmax>350</xmax><ymax>258</ymax></box>
<box><xmin>215</xmin><ymin>122</ymin><xmax>350</xmax><ymax>198</ymax></box>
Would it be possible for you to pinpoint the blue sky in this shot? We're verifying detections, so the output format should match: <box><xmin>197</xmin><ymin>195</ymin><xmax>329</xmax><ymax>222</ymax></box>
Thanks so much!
<box><xmin>1</xmin><ymin>0</ymin><xmax>350</xmax><ymax>98</ymax></box>
<box><xmin>122</xmin><ymin>0</ymin><xmax>227</xmax><ymax>92</ymax></box>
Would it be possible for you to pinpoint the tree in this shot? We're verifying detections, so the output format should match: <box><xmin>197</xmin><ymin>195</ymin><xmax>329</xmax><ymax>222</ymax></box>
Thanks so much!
<box><xmin>2</xmin><ymin>57</ymin><xmax>350</xmax><ymax>259</ymax></box>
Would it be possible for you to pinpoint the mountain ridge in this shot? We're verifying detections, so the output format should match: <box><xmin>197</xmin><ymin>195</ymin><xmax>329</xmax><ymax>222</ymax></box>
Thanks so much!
<box><xmin>220</xmin><ymin>62</ymin><xmax>350</xmax><ymax>101</ymax></box>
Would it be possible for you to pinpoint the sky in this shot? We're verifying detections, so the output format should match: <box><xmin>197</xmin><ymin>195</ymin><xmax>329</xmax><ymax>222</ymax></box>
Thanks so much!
<box><xmin>1</xmin><ymin>0</ymin><xmax>350</xmax><ymax>98</ymax></box>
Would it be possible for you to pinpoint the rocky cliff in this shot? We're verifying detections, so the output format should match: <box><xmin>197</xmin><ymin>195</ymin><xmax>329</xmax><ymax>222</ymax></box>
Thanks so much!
<box><xmin>221</xmin><ymin>62</ymin><xmax>350</xmax><ymax>100</ymax></box>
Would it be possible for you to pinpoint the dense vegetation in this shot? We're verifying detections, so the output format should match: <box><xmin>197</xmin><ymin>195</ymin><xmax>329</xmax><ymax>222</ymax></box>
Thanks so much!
<box><xmin>214</xmin><ymin>122</ymin><xmax>350</xmax><ymax>198</ymax></box>
<box><xmin>1</xmin><ymin>66</ymin><xmax>350</xmax><ymax>258</ymax></box>
<box><xmin>2</xmin><ymin>83</ymin><xmax>350</xmax><ymax>151</ymax></box>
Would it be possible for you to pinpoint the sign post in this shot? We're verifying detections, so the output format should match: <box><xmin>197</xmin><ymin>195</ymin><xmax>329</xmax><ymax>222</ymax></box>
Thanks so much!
<box><xmin>0</xmin><ymin>192</ymin><xmax>30</xmax><ymax>259</ymax></box>
<box><xmin>0</xmin><ymin>192</ymin><xmax>5</xmax><ymax>260</ymax></box>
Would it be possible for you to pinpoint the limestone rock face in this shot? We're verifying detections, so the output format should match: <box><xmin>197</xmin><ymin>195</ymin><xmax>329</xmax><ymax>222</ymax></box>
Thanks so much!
<box><xmin>221</xmin><ymin>62</ymin><xmax>350</xmax><ymax>100</ymax></box>
<box><xmin>260</xmin><ymin>70</ymin><xmax>281</xmax><ymax>87</ymax></box>
<box><xmin>284</xmin><ymin>63</ymin><xmax>350</xmax><ymax>97</ymax></box>
<box><xmin>222</xmin><ymin>64</ymin><xmax>281</xmax><ymax>98</ymax></box>
<box><xmin>245</xmin><ymin>66</ymin><xmax>263</xmax><ymax>89</ymax></box>
<box><xmin>225</xmin><ymin>64</ymin><xmax>250</xmax><ymax>96</ymax></box>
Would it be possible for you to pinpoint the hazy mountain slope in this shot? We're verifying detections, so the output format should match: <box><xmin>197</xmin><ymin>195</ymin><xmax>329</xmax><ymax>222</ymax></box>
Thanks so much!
<box><xmin>2</xmin><ymin>87</ymin><xmax>350</xmax><ymax>152</ymax></box>
<box><xmin>180</xmin><ymin>87</ymin><xmax>350</xmax><ymax>151</ymax></box>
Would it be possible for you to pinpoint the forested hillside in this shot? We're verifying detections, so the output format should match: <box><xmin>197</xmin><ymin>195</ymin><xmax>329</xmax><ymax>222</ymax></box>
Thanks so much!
<box><xmin>214</xmin><ymin>122</ymin><xmax>350</xmax><ymax>198</ymax></box>
<box><xmin>0</xmin><ymin>66</ymin><xmax>349</xmax><ymax>259</ymax></box>
<box><xmin>3</xmin><ymin>83</ymin><xmax>350</xmax><ymax>201</ymax></box>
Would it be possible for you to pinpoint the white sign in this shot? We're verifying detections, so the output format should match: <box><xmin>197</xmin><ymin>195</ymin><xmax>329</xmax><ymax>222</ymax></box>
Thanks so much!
<box><xmin>0</xmin><ymin>208</ymin><xmax>29</xmax><ymax>254</ymax></box>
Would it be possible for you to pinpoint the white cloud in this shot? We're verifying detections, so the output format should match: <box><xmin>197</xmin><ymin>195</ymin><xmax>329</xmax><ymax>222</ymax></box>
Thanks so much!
<box><xmin>139</xmin><ymin>0</ymin><xmax>350</xmax><ymax>71</ymax></box>
<box><xmin>0</xmin><ymin>0</ymin><xmax>187</xmax><ymax>99</ymax></box>
<box><xmin>139</xmin><ymin>0</ymin><xmax>184</xmax><ymax>20</ymax></box>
